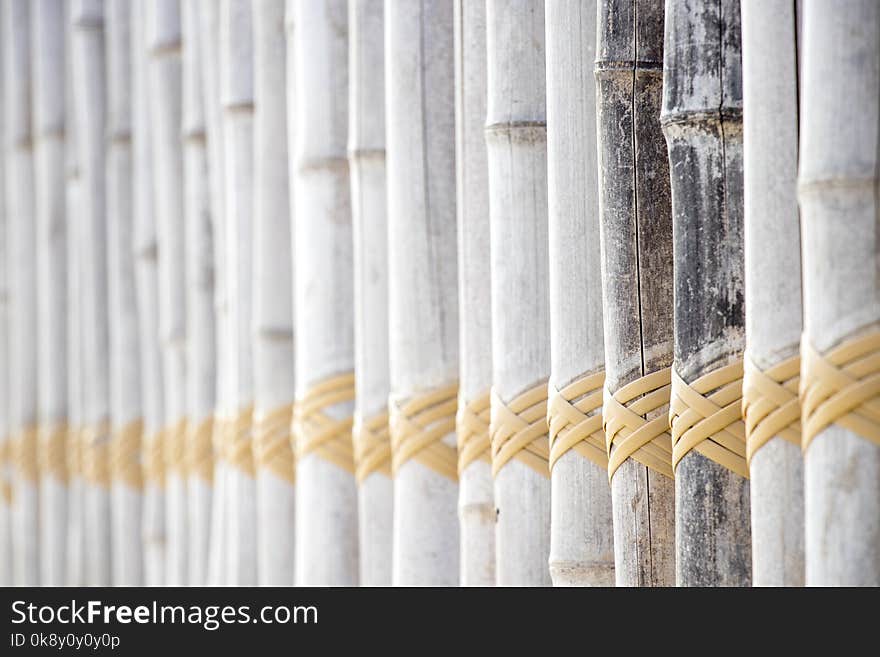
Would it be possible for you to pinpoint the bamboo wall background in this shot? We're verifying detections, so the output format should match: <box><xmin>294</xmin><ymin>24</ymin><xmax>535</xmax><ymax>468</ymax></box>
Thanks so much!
<box><xmin>0</xmin><ymin>0</ymin><xmax>878</xmax><ymax>587</ymax></box>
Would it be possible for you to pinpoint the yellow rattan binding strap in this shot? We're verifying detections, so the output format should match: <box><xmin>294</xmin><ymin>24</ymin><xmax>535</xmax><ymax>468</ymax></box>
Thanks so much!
<box><xmin>143</xmin><ymin>428</ymin><xmax>166</xmax><ymax>488</ymax></box>
<box><xmin>164</xmin><ymin>418</ymin><xmax>187</xmax><ymax>477</ymax></box>
<box><xmin>669</xmin><ymin>360</ymin><xmax>748</xmax><ymax>478</ymax></box>
<box><xmin>81</xmin><ymin>421</ymin><xmax>112</xmax><ymax>486</ymax></box>
<box><xmin>605</xmin><ymin>367</ymin><xmax>674</xmax><ymax>480</ymax></box>
<box><xmin>491</xmin><ymin>381</ymin><xmax>550</xmax><ymax>478</ymax></box>
<box><xmin>742</xmin><ymin>354</ymin><xmax>800</xmax><ymax>465</ymax></box>
<box><xmin>66</xmin><ymin>427</ymin><xmax>81</xmax><ymax>481</ymax></box>
<box><xmin>225</xmin><ymin>407</ymin><xmax>255</xmax><ymax>476</ymax></box>
<box><xmin>254</xmin><ymin>403</ymin><xmax>295</xmax><ymax>484</ymax></box>
<box><xmin>39</xmin><ymin>423</ymin><xmax>68</xmax><ymax>484</ymax></box>
<box><xmin>390</xmin><ymin>383</ymin><xmax>458</xmax><ymax>480</ymax></box>
<box><xmin>353</xmin><ymin>410</ymin><xmax>391</xmax><ymax>483</ymax></box>
<box><xmin>456</xmin><ymin>390</ymin><xmax>491</xmax><ymax>474</ymax></box>
<box><xmin>547</xmin><ymin>371</ymin><xmax>606</xmax><ymax>471</ymax></box>
<box><xmin>294</xmin><ymin>373</ymin><xmax>356</xmax><ymax>474</ymax></box>
<box><xmin>111</xmin><ymin>419</ymin><xmax>143</xmax><ymax>489</ymax></box>
<box><xmin>186</xmin><ymin>416</ymin><xmax>214</xmax><ymax>483</ymax></box>
<box><xmin>0</xmin><ymin>440</ymin><xmax>12</xmax><ymax>502</ymax></box>
<box><xmin>801</xmin><ymin>331</ymin><xmax>880</xmax><ymax>452</ymax></box>
<box><xmin>13</xmin><ymin>426</ymin><xmax>39</xmax><ymax>484</ymax></box>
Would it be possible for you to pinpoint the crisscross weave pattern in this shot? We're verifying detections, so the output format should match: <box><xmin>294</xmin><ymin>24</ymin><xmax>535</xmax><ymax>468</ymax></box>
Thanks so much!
<box><xmin>294</xmin><ymin>373</ymin><xmax>355</xmax><ymax>474</ymax></box>
<box><xmin>456</xmin><ymin>390</ymin><xmax>491</xmax><ymax>474</ymax></box>
<box><xmin>353</xmin><ymin>411</ymin><xmax>391</xmax><ymax>482</ymax></box>
<box><xmin>491</xmin><ymin>382</ymin><xmax>549</xmax><ymax>478</ymax></box>
<box><xmin>186</xmin><ymin>416</ymin><xmax>214</xmax><ymax>482</ymax></box>
<box><xmin>742</xmin><ymin>354</ymin><xmax>800</xmax><ymax>464</ymax></box>
<box><xmin>111</xmin><ymin>419</ymin><xmax>143</xmax><ymax>489</ymax></box>
<box><xmin>254</xmin><ymin>404</ymin><xmax>295</xmax><ymax>484</ymax></box>
<box><xmin>81</xmin><ymin>421</ymin><xmax>112</xmax><ymax>486</ymax></box>
<box><xmin>390</xmin><ymin>384</ymin><xmax>458</xmax><ymax>480</ymax></box>
<box><xmin>670</xmin><ymin>360</ymin><xmax>747</xmax><ymax>478</ymax></box>
<box><xmin>801</xmin><ymin>331</ymin><xmax>880</xmax><ymax>452</ymax></box>
<box><xmin>224</xmin><ymin>407</ymin><xmax>255</xmax><ymax>476</ymax></box>
<box><xmin>143</xmin><ymin>429</ymin><xmax>166</xmax><ymax>487</ymax></box>
<box><xmin>605</xmin><ymin>368</ymin><xmax>674</xmax><ymax>480</ymax></box>
<box><xmin>39</xmin><ymin>424</ymin><xmax>68</xmax><ymax>483</ymax></box>
<box><xmin>547</xmin><ymin>372</ymin><xmax>606</xmax><ymax>471</ymax></box>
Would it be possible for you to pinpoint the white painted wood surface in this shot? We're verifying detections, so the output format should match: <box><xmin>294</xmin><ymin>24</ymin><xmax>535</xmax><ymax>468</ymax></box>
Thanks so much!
<box><xmin>349</xmin><ymin>0</ymin><xmax>391</xmax><ymax>588</ymax></box>
<box><xmin>253</xmin><ymin>0</ymin><xmax>295</xmax><ymax>587</ymax></box>
<box><xmin>741</xmin><ymin>0</ymin><xmax>804</xmax><ymax>587</ymax></box>
<box><xmin>453</xmin><ymin>0</ymin><xmax>494</xmax><ymax>587</ymax></box>
<box><xmin>0</xmin><ymin>5</ymin><xmax>10</xmax><ymax>586</ymax></box>
<box><xmin>132</xmin><ymin>0</ymin><xmax>166</xmax><ymax>586</ymax></box>
<box><xmin>220</xmin><ymin>0</ymin><xmax>257</xmax><ymax>586</ymax></box>
<box><xmin>547</xmin><ymin>0</ymin><xmax>615</xmax><ymax>587</ymax></box>
<box><xmin>33</xmin><ymin>0</ymin><xmax>68</xmax><ymax>587</ymax></box>
<box><xmin>799</xmin><ymin>0</ymin><xmax>880</xmax><ymax>586</ymax></box>
<box><xmin>486</xmin><ymin>0</ymin><xmax>550</xmax><ymax>587</ymax></box>
<box><xmin>291</xmin><ymin>0</ymin><xmax>358</xmax><ymax>587</ymax></box>
<box><xmin>385</xmin><ymin>0</ymin><xmax>459</xmax><ymax>586</ymax></box>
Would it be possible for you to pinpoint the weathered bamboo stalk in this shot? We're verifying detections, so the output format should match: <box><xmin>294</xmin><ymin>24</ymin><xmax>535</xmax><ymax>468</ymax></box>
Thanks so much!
<box><xmin>220</xmin><ymin>0</ymin><xmax>257</xmax><ymax>586</ymax></box>
<box><xmin>661</xmin><ymin>0</ymin><xmax>751</xmax><ymax>586</ymax></box>
<box><xmin>0</xmin><ymin>6</ymin><xmax>10</xmax><ymax>586</ymax></box>
<box><xmin>71</xmin><ymin>0</ymin><xmax>112</xmax><ymax>585</ymax></box>
<box><xmin>291</xmin><ymin>0</ymin><xmax>358</xmax><ymax>586</ymax></box>
<box><xmin>486</xmin><ymin>0</ymin><xmax>550</xmax><ymax>586</ymax></box>
<box><xmin>799</xmin><ymin>0</ymin><xmax>880</xmax><ymax>586</ymax></box>
<box><xmin>147</xmin><ymin>0</ymin><xmax>187</xmax><ymax>586</ymax></box>
<box><xmin>595</xmin><ymin>0</ymin><xmax>675</xmax><ymax>587</ymax></box>
<box><xmin>545</xmin><ymin>0</ymin><xmax>615</xmax><ymax>587</ymax></box>
<box><xmin>33</xmin><ymin>0</ymin><xmax>68</xmax><ymax>587</ymax></box>
<box><xmin>4</xmin><ymin>0</ymin><xmax>40</xmax><ymax>586</ymax></box>
<box><xmin>132</xmin><ymin>0</ymin><xmax>166</xmax><ymax>586</ymax></box>
<box><xmin>198</xmin><ymin>0</ymin><xmax>229</xmax><ymax>586</ymax></box>
<box><xmin>348</xmin><ymin>0</ymin><xmax>391</xmax><ymax>587</ymax></box>
<box><xmin>453</xmin><ymin>0</ymin><xmax>494</xmax><ymax>587</ymax></box>
<box><xmin>740</xmin><ymin>0</ymin><xmax>804</xmax><ymax>587</ymax></box>
<box><xmin>253</xmin><ymin>0</ymin><xmax>295</xmax><ymax>586</ymax></box>
<box><xmin>385</xmin><ymin>0</ymin><xmax>459</xmax><ymax>586</ymax></box>
<box><xmin>181</xmin><ymin>0</ymin><xmax>215</xmax><ymax>587</ymax></box>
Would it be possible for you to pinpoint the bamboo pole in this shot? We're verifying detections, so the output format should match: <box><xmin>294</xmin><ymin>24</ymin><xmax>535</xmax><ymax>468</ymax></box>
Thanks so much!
<box><xmin>132</xmin><ymin>0</ymin><xmax>166</xmax><ymax>586</ymax></box>
<box><xmin>661</xmin><ymin>0</ymin><xmax>751</xmax><ymax>586</ymax></box>
<box><xmin>385</xmin><ymin>0</ymin><xmax>459</xmax><ymax>586</ymax></box>
<box><xmin>740</xmin><ymin>0</ymin><xmax>804</xmax><ymax>587</ymax></box>
<box><xmin>198</xmin><ymin>0</ymin><xmax>229</xmax><ymax>587</ymax></box>
<box><xmin>799</xmin><ymin>0</ymin><xmax>880</xmax><ymax>586</ymax></box>
<box><xmin>545</xmin><ymin>0</ymin><xmax>615</xmax><ymax>587</ymax></box>
<box><xmin>181</xmin><ymin>0</ymin><xmax>215</xmax><ymax>587</ymax></box>
<box><xmin>486</xmin><ymin>0</ymin><xmax>550</xmax><ymax>586</ymax></box>
<box><xmin>453</xmin><ymin>0</ymin><xmax>494</xmax><ymax>587</ymax></box>
<box><xmin>220</xmin><ymin>0</ymin><xmax>257</xmax><ymax>586</ymax></box>
<box><xmin>5</xmin><ymin>0</ymin><xmax>40</xmax><ymax>586</ymax></box>
<box><xmin>595</xmin><ymin>0</ymin><xmax>675</xmax><ymax>586</ymax></box>
<box><xmin>348</xmin><ymin>0</ymin><xmax>391</xmax><ymax>587</ymax></box>
<box><xmin>291</xmin><ymin>0</ymin><xmax>358</xmax><ymax>586</ymax></box>
<box><xmin>71</xmin><ymin>0</ymin><xmax>112</xmax><ymax>586</ymax></box>
<box><xmin>253</xmin><ymin>0</ymin><xmax>295</xmax><ymax>586</ymax></box>
<box><xmin>33</xmin><ymin>0</ymin><xmax>68</xmax><ymax>587</ymax></box>
<box><xmin>0</xmin><ymin>4</ymin><xmax>10</xmax><ymax>586</ymax></box>
<box><xmin>147</xmin><ymin>0</ymin><xmax>187</xmax><ymax>586</ymax></box>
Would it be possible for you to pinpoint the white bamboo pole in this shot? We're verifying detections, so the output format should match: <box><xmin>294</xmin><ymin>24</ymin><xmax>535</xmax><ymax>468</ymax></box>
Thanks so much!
<box><xmin>253</xmin><ymin>0</ymin><xmax>295</xmax><ymax>587</ymax></box>
<box><xmin>0</xmin><ymin>5</ymin><xmax>10</xmax><ymax>586</ymax></box>
<box><xmin>349</xmin><ymin>0</ymin><xmax>391</xmax><ymax>587</ymax></box>
<box><xmin>132</xmin><ymin>0</ymin><xmax>166</xmax><ymax>586</ymax></box>
<box><xmin>71</xmin><ymin>0</ymin><xmax>112</xmax><ymax>586</ymax></box>
<box><xmin>181</xmin><ymin>0</ymin><xmax>215</xmax><ymax>587</ymax></box>
<box><xmin>32</xmin><ymin>0</ymin><xmax>68</xmax><ymax>587</ymax></box>
<box><xmin>485</xmin><ymin>0</ymin><xmax>550</xmax><ymax>587</ymax></box>
<box><xmin>385</xmin><ymin>0</ymin><xmax>459</xmax><ymax>586</ymax></box>
<box><xmin>545</xmin><ymin>0</ymin><xmax>615</xmax><ymax>587</ymax></box>
<box><xmin>594</xmin><ymin>0</ymin><xmax>675</xmax><ymax>586</ymax></box>
<box><xmin>147</xmin><ymin>0</ymin><xmax>187</xmax><ymax>587</ymax></box>
<box><xmin>453</xmin><ymin>0</ymin><xmax>494</xmax><ymax>588</ymax></box>
<box><xmin>5</xmin><ymin>0</ymin><xmax>40</xmax><ymax>586</ymax></box>
<box><xmin>291</xmin><ymin>0</ymin><xmax>358</xmax><ymax>587</ymax></box>
<box><xmin>740</xmin><ymin>0</ymin><xmax>804</xmax><ymax>587</ymax></box>
<box><xmin>799</xmin><ymin>0</ymin><xmax>880</xmax><ymax>586</ymax></box>
<box><xmin>105</xmin><ymin>0</ymin><xmax>143</xmax><ymax>586</ymax></box>
<box><xmin>220</xmin><ymin>0</ymin><xmax>257</xmax><ymax>586</ymax></box>
<box><xmin>198</xmin><ymin>0</ymin><xmax>229</xmax><ymax>587</ymax></box>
